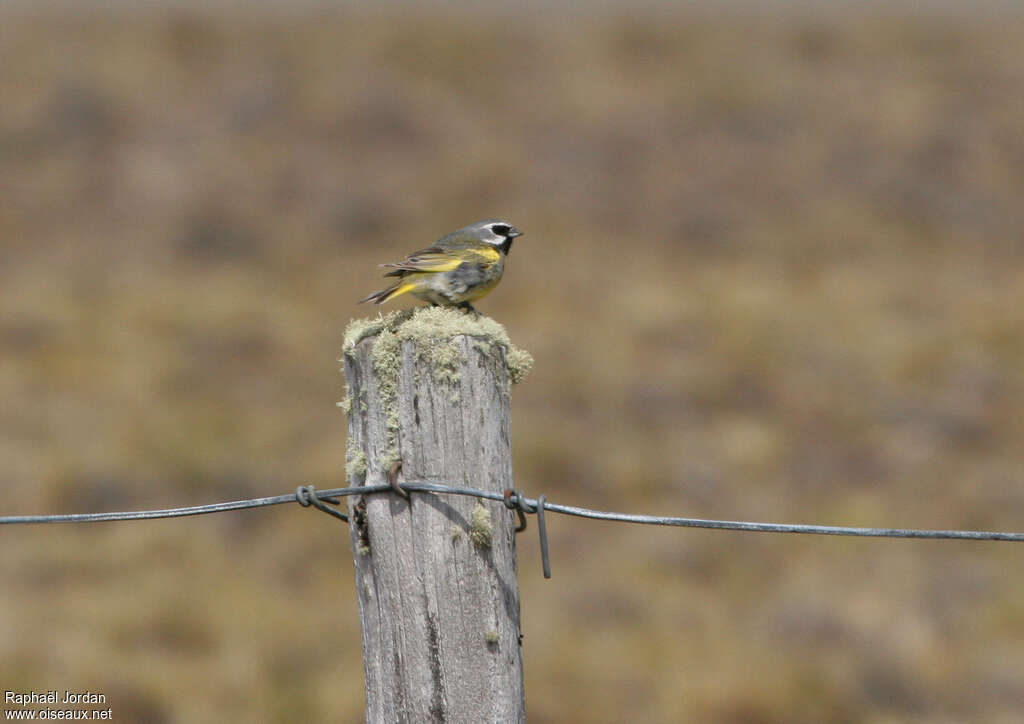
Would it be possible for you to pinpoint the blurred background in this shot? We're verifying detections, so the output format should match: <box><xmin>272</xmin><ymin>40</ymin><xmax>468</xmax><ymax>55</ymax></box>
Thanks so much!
<box><xmin>2</xmin><ymin>1</ymin><xmax>1024</xmax><ymax>721</ymax></box>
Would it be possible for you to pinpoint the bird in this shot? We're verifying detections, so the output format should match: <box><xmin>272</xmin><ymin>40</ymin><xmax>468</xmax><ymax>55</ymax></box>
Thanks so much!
<box><xmin>359</xmin><ymin>219</ymin><xmax>523</xmax><ymax>312</ymax></box>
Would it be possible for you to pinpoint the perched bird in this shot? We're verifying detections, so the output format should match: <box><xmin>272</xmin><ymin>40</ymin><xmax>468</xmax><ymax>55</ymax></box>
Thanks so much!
<box><xmin>359</xmin><ymin>219</ymin><xmax>523</xmax><ymax>312</ymax></box>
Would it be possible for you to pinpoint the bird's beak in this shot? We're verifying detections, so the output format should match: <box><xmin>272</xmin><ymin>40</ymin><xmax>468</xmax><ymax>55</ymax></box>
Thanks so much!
<box><xmin>507</xmin><ymin>227</ymin><xmax>523</xmax><ymax>238</ymax></box>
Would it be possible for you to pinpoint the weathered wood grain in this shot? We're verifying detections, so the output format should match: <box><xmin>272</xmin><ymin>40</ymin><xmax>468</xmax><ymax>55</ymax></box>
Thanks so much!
<box><xmin>344</xmin><ymin>325</ymin><xmax>525</xmax><ymax>724</ymax></box>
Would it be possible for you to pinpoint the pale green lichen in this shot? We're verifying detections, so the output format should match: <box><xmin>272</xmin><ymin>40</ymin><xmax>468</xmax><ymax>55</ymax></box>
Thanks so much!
<box><xmin>341</xmin><ymin>310</ymin><xmax>411</xmax><ymax>356</ymax></box>
<box><xmin>506</xmin><ymin>346</ymin><xmax>534</xmax><ymax>385</ymax></box>
<box><xmin>371</xmin><ymin>330</ymin><xmax>403</xmax><ymax>435</ymax></box>
<box><xmin>345</xmin><ymin>438</ymin><xmax>367</xmax><ymax>481</ymax></box>
<box><xmin>422</xmin><ymin>337</ymin><xmax>462</xmax><ymax>386</ymax></box>
<box><xmin>484</xmin><ymin>630</ymin><xmax>499</xmax><ymax>644</ymax></box>
<box><xmin>342</xmin><ymin>307</ymin><xmax>532</xmax><ymax>387</ymax></box>
<box><xmin>450</xmin><ymin>525</ymin><xmax>463</xmax><ymax>542</ymax></box>
<box><xmin>468</xmin><ymin>502</ymin><xmax>493</xmax><ymax>549</ymax></box>
<box><xmin>340</xmin><ymin>307</ymin><xmax>533</xmax><ymax>463</ymax></box>
<box><xmin>379</xmin><ymin>448</ymin><xmax>402</xmax><ymax>471</ymax></box>
<box><xmin>337</xmin><ymin>381</ymin><xmax>353</xmax><ymax>414</ymax></box>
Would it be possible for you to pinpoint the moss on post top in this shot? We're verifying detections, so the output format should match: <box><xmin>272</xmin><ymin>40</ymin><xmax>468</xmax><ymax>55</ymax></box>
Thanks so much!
<box><xmin>342</xmin><ymin>306</ymin><xmax>533</xmax><ymax>386</ymax></box>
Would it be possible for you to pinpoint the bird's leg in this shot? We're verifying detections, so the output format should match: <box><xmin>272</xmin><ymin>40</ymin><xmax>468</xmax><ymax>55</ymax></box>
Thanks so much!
<box><xmin>456</xmin><ymin>302</ymin><xmax>478</xmax><ymax>314</ymax></box>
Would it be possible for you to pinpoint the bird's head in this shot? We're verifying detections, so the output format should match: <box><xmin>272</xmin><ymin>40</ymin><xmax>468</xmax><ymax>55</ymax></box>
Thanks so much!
<box><xmin>469</xmin><ymin>219</ymin><xmax>523</xmax><ymax>254</ymax></box>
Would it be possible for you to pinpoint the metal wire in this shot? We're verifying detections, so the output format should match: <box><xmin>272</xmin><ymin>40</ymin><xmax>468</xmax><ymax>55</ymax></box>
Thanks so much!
<box><xmin>0</xmin><ymin>485</ymin><xmax>384</xmax><ymax>525</ymax></box>
<box><xmin>2</xmin><ymin>480</ymin><xmax>1024</xmax><ymax>542</ymax></box>
<box><xmin>535</xmin><ymin>495</ymin><xmax>551</xmax><ymax>579</ymax></box>
<box><xmin>296</xmin><ymin>485</ymin><xmax>349</xmax><ymax>523</ymax></box>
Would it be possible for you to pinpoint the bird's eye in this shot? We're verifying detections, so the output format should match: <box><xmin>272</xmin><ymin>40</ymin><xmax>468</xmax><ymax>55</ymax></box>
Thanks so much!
<box><xmin>490</xmin><ymin>224</ymin><xmax>510</xmax><ymax>236</ymax></box>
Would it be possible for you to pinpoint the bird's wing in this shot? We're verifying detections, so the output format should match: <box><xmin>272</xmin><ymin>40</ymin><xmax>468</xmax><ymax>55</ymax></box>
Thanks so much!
<box><xmin>382</xmin><ymin>245</ymin><xmax>499</xmax><ymax>276</ymax></box>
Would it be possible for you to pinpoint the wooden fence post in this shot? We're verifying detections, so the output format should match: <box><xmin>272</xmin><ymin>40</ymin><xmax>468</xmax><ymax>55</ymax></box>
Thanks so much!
<box><xmin>341</xmin><ymin>307</ymin><xmax>533</xmax><ymax>723</ymax></box>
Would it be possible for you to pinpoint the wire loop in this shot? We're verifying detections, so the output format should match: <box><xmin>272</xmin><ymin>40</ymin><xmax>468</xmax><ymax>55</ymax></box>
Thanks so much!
<box><xmin>502</xmin><ymin>489</ymin><xmax>552</xmax><ymax>577</ymax></box>
<box><xmin>503</xmin><ymin>489</ymin><xmax>530</xmax><ymax>532</ymax></box>
<box><xmin>296</xmin><ymin>485</ymin><xmax>349</xmax><ymax>523</ymax></box>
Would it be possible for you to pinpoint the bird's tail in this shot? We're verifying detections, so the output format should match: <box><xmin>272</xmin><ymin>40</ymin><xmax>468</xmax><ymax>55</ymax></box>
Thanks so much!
<box><xmin>358</xmin><ymin>280</ymin><xmax>417</xmax><ymax>305</ymax></box>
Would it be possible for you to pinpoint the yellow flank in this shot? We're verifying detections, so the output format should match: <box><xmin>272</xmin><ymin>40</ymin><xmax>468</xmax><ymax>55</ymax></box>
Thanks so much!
<box><xmin>462</xmin><ymin>274</ymin><xmax>501</xmax><ymax>301</ymax></box>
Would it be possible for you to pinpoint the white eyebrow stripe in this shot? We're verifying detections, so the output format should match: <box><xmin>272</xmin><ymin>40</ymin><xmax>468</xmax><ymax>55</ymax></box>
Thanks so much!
<box><xmin>478</xmin><ymin>229</ymin><xmax>505</xmax><ymax>245</ymax></box>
